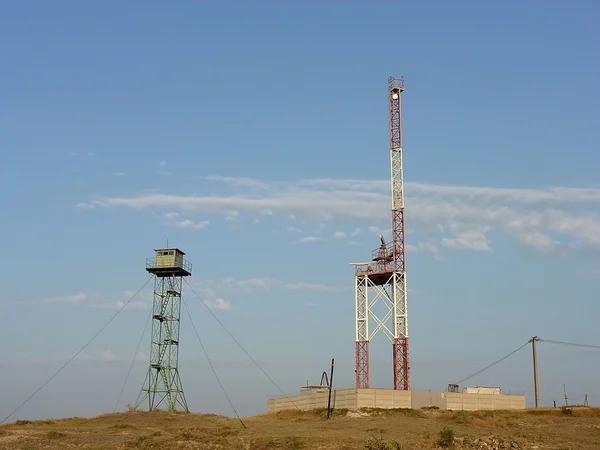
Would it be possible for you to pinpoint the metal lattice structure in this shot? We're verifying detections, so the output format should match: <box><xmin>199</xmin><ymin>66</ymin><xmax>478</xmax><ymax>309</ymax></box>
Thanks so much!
<box><xmin>351</xmin><ymin>76</ymin><xmax>409</xmax><ymax>390</ymax></box>
<box><xmin>134</xmin><ymin>248</ymin><xmax>192</xmax><ymax>412</ymax></box>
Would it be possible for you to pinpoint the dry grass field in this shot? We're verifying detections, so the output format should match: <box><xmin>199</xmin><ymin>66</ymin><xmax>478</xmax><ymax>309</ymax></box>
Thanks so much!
<box><xmin>1</xmin><ymin>406</ymin><xmax>599</xmax><ymax>449</ymax></box>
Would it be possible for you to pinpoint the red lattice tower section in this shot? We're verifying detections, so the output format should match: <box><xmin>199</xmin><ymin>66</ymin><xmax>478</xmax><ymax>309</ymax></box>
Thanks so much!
<box><xmin>352</xmin><ymin>76</ymin><xmax>409</xmax><ymax>391</ymax></box>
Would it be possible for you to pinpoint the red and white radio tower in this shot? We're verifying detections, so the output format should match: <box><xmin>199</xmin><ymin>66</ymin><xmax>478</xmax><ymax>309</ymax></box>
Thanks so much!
<box><xmin>350</xmin><ymin>76</ymin><xmax>409</xmax><ymax>390</ymax></box>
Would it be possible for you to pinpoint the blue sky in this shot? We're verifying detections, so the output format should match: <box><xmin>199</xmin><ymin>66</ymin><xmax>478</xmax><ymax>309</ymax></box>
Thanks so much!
<box><xmin>1</xmin><ymin>0</ymin><xmax>600</xmax><ymax>420</ymax></box>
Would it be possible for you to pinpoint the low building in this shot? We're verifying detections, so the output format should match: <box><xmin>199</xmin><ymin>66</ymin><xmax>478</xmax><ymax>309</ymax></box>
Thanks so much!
<box><xmin>267</xmin><ymin>387</ymin><xmax>526</xmax><ymax>413</ymax></box>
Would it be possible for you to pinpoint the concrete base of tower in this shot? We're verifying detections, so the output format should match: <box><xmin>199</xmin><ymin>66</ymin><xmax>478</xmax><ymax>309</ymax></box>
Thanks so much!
<box><xmin>266</xmin><ymin>387</ymin><xmax>526</xmax><ymax>413</ymax></box>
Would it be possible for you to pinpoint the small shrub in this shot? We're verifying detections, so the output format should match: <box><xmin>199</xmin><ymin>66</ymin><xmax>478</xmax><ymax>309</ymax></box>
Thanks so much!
<box><xmin>15</xmin><ymin>420</ymin><xmax>32</xmax><ymax>425</ymax></box>
<box><xmin>437</xmin><ymin>426</ymin><xmax>454</xmax><ymax>448</ymax></box>
<box><xmin>46</xmin><ymin>431</ymin><xmax>66</xmax><ymax>439</ymax></box>
<box><xmin>421</xmin><ymin>405</ymin><xmax>440</xmax><ymax>410</ymax></box>
<box><xmin>364</xmin><ymin>435</ymin><xmax>402</xmax><ymax>450</ymax></box>
<box><xmin>284</xmin><ymin>437</ymin><xmax>304</xmax><ymax>449</ymax></box>
<box><xmin>111</xmin><ymin>423</ymin><xmax>137</xmax><ymax>429</ymax></box>
<box><xmin>561</xmin><ymin>406</ymin><xmax>573</xmax><ymax>416</ymax></box>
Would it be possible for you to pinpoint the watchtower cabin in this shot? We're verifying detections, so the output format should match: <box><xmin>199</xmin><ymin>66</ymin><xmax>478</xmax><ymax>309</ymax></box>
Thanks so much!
<box><xmin>146</xmin><ymin>248</ymin><xmax>192</xmax><ymax>277</ymax></box>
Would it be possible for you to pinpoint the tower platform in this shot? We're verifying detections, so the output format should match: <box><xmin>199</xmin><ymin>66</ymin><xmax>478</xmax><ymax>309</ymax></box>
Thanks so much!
<box><xmin>145</xmin><ymin>248</ymin><xmax>192</xmax><ymax>277</ymax></box>
<box><xmin>352</xmin><ymin>243</ymin><xmax>397</xmax><ymax>285</ymax></box>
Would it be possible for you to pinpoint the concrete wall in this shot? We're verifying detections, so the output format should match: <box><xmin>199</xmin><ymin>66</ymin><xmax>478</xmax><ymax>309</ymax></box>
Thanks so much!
<box><xmin>267</xmin><ymin>388</ymin><xmax>357</xmax><ymax>413</ymax></box>
<box><xmin>411</xmin><ymin>390</ymin><xmax>448</xmax><ymax>410</ymax></box>
<box><xmin>446</xmin><ymin>392</ymin><xmax>525</xmax><ymax>411</ymax></box>
<box><xmin>267</xmin><ymin>388</ymin><xmax>526</xmax><ymax>413</ymax></box>
<box><xmin>357</xmin><ymin>388</ymin><xmax>411</xmax><ymax>409</ymax></box>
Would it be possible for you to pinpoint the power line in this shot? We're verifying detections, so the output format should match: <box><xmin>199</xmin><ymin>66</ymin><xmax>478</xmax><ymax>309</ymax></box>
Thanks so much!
<box><xmin>539</xmin><ymin>339</ymin><xmax>600</xmax><ymax>350</ymax></box>
<box><xmin>113</xmin><ymin>307</ymin><xmax>153</xmax><ymax>413</ymax></box>
<box><xmin>183</xmin><ymin>279</ymin><xmax>299</xmax><ymax>410</ymax></box>
<box><xmin>1</xmin><ymin>275</ymin><xmax>153</xmax><ymax>424</ymax></box>
<box><xmin>453</xmin><ymin>341</ymin><xmax>530</xmax><ymax>386</ymax></box>
<box><xmin>182</xmin><ymin>298</ymin><xmax>246</xmax><ymax>428</ymax></box>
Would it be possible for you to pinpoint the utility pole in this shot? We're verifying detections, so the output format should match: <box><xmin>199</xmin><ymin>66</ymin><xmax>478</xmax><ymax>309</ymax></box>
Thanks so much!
<box><xmin>563</xmin><ymin>384</ymin><xmax>568</xmax><ymax>407</ymax></box>
<box><xmin>530</xmin><ymin>336</ymin><xmax>540</xmax><ymax>408</ymax></box>
<box><xmin>327</xmin><ymin>358</ymin><xmax>335</xmax><ymax>419</ymax></box>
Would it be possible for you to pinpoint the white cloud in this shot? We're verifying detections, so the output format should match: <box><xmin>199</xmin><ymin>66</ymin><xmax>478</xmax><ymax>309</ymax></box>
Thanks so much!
<box><xmin>92</xmin><ymin>299</ymin><xmax>149</xmax><ymax>310</ymax></box>
<box><xmin>287</xmin><ymin>226</ymin><xmax>302</xmax><ymax>233</ymax></box>
<box><xmin>225</xmin><ymin>210</ymin><xmax>239</xmax><ymax>222</ymax></box>
<box><xmin>368</xmin><ymin>225</ymin><xmax>386</xmax><ymax>235</ymax></box>
<box><xmin>440</xmin><ymin>223</ymin><xmax>493</xmax><ymax>251</ymax></box>
<box><xmin>191</xmin><ymin>277</ymin><xmax>343</xmax><ymax>301</ymax></box>
<box><xmin>351</xmin><ymin>227</ymin><xmax>362</xmax><ymax>237</ymax></box>
<box><xmin>90</xmin><ymin>288</ymin><xmax>153</xmax><ymax>311</ymax></box>
<box><xmin>113</xmin><ymin>172</ymin><xmax>125</xmax><ymax>177</ymax></box>
<box><xmin>284</xmin><ymin>282</ymin><xmax>345</xmax><ymax>292</ymax></box>
<box><xmin>75</xmin><ymin>350</ymin><xmax>122</xmax><ymax>363</ymax></box>
<box><xmin>205</xmin><ymin>298</ymin><xmax>231</xmax><ymax>310</ymax></box>
<box><xmin>75</xmin><ymin>351</ymin><xmax>93</xmax><ymax>361</ymax></box>
<box><xmin>100</xmin><ymin>350</ymin><xmax>119</xmax><ymax>363</ymax></box>
<box><xmin>170</xmin><ymin>219</ymin><xmax>209</xmax><ymax>230</ymax></box>
<box><xmin>135</xmin><ymin>352</ymin><xmax>149</xmax><ymax>363</ymax></box>
<box><xmin>191</xmin><ymin>277</ymin><xmax>276</xmax><ymax>300</ymax></box>
<box><xmin>406</xmin><ymin>241</ymin><xmax>438</xmax><ymax>253</ymax></box>
<box><xmin>76</xmin><ymin>202</ymin><xmax>96</xmax><ymax>210</ymax></box>
<box><xmin>334</xmin><ymin>231</ymin><xmax>347</xmax><ymax>239</ymax></box>
<box><xmin>163</xmin><ymin>212</ymin><xmax>209</xmax><ymax>230</ymax></box>
<box><xmin>77</xmin><ymin>176</ymin><xmax>600</xmax><ymax>253</ymax></box>
<box><xmin>68</xmin><ymin>151</ymin><xmax>96</xmax><ymax>158</ymax></box>
<box><xmin>298</xmin><ymin>236</ymin><xmax>320</xmax><ymax>243</ymax></box>
<box><xmin>159</xmin><ymin>161</ymin><xmax>168</xmax><ymax>167</ymax></box>
<box><xmin>41</xmin><ymin>292</ymin><xmax>87</xmax><ymax>304</ymax></box>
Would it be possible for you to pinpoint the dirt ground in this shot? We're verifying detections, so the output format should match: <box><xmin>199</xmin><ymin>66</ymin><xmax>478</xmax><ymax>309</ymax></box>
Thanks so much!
<box><xmin>0</xmin><ymin>407</ymin><xmax>599</xmax><ymax>449</ymax></box>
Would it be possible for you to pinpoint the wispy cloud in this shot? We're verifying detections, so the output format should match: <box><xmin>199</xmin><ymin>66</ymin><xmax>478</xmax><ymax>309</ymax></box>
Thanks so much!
<box><xmin>190</xmin><ymin>277</ymin><xmax>345</xmax><ymax>304</ymax></box>
<box><xmin>225</xmin><ymin>210</ymin><xmax>240</xmax><ymax>222</ymax></box>
<box><xmin>205</xmin><ymin>297</ymin><xmax>231</xmax><ymax>310</ymax></box>
<box><xmin>351</xmin><ymin>227</ymin><xmax>362</xmax><ymax>237</ymax></box>
<box><xmin>41</xmin><ymin>292</ymin><xmax>87</xmax><ymax>304</ymax></box>
<box><xmin>68</xmin><ymin>151</ymin><xmax>95</xmax><ymax>157</ymax></box>
<box><xmin>90</xmin><ymin>288</ymin><xmax>153</xmax><ymax>311</ymax></box>
<box><xmin>92</xmin><ymin>299</ymin><xmax>149</xmax><ymax>310</ymax></box>
<box><xmin>159</xmin><ymin>161</ymin><xmax>168</xmax><ymax>167</ymax></box>
<box><xmin>163</xmin><ymin>212</ymin><xmax>209</xmax><ymax>230</ymax></box>
<box><xmin>284</xmin><ymin>282</ymin><xmax>345</xmax><ymax>292</ymax></box>
<box><xmin>99</xmin><ymin>349</ymin><xmax>119</xmax><ymax>363</ymax></box>
<box><xmin>113</xmin><ymin>172</ymin><xmax>125</xmax><ymax>177</ymax></box>
<box><xmin>77</xmin><ymin>176</ymin><xmax>600</xmax><ymax>253</ymax></box>
<box><xmin>440</xmin><ymin>223</ymin><xmax>493</xmax><ymax>251</ymax></box>
<box><xmin>76</xmin><ymin>202</ymin><xmax>96</xmax><ymax>210</ymax></box>
<box><xmin>298</xmin><ymin>236</ymin><xmax>320</xmax><ymax>243</ymax></box>
<box><xmin>74</xmin><ymin>350</ymin><xmax>129</xmax><ymax>363</ymax></box>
